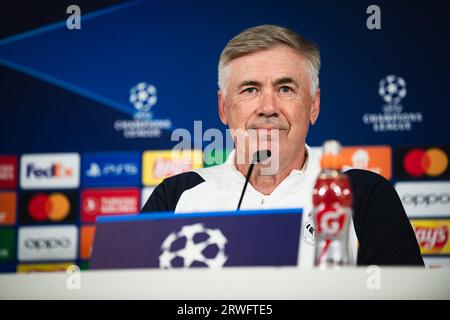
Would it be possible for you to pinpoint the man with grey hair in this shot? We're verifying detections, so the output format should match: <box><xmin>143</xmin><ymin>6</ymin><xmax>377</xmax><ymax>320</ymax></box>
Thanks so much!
<box><xmin>142</xmin><ymin>25</ymin><xmax>423</xmax><ymax>266</ymax></box>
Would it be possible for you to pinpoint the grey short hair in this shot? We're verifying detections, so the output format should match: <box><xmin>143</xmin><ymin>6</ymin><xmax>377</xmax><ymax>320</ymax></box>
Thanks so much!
<box><xmin>218</xmin><ymin>24</ymin><xmax>320</xmax><ymax>96</ymax></box>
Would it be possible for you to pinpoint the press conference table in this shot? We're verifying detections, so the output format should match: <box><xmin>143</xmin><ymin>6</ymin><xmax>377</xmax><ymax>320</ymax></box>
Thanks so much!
<box><xmin>0</xmin><ymin>267</ymin><xmax>448</xmax><ymax>299</ymax></box>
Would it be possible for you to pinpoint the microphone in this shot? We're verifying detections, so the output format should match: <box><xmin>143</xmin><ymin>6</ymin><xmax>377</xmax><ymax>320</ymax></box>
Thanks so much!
<box><xmin>237</xmin><ymin>149</ymin><xmax>271</xmax><ymax>210</ymax></box>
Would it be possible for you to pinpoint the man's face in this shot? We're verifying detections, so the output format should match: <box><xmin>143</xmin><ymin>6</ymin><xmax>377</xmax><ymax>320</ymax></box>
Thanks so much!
<box><xmin>218</xmin><ymin>45</ymin><xmax>320</xmax><ymax>169</ymax></box>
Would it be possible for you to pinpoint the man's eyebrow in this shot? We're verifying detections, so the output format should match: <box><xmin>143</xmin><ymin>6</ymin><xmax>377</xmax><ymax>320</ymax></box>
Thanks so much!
<box><xmin>237</xmin><ymin>80</ymin><xmax>263</xmax><ymax>89</ymax></box>
<box><xmin>236</xmin><ymin>77</ymin><xmax>301</xmax><ymax>90</ymax></box>
<box><xmin>273</xmin><ymin>77</ymin><xmax>299</xmax><ymax>88</ymax></box>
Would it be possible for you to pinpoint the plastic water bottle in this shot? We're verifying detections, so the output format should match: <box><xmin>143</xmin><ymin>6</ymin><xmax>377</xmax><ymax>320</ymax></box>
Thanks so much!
<box><xmin>312</xmin><ymin>140</ymin><xmax>354</xmax><ymax>269</ymax></box>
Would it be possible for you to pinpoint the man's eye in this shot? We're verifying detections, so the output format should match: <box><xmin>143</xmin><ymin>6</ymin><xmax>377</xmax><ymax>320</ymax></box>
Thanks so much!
<box><xmin>279</xmin><ymin>86</ymin><xmax>293</xmax><ymax>93</ymax></box>
<box><xmin>242</xmin><ymin>87</ymin><xmax>257</xmax><ymax>94</ymax></box>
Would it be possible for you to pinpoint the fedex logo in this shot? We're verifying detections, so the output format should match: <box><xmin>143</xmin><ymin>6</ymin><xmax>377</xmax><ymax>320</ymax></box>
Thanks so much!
<box><xmin>26</xmin><ymin>163</ymin><xmax>73</xmax><ymax>178</ymax></box>
<box><xmin>21</xmin><ymin>153</ymin><xmax>80</xmax><ymax>189</ymax></box>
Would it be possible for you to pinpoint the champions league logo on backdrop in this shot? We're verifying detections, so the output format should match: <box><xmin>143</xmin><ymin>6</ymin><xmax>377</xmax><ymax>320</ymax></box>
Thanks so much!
<box><xmin>114</xmin><ymin>82</ymin><xmax>172</xmax><ymax>139</ymax></box>
<box><xmin>379</xmin><ymin>75</ymin><xmax>407</xmax><ymax>112</ymax></box>
<box><xmin>362</xmin><ymin>75</ymin><xmax>423</xmax><ymax>132</ymax></box>
<box><xmin>129</xmin><ymin>82</ymin><xmax>157</xmax><ymax>119</ymax></box>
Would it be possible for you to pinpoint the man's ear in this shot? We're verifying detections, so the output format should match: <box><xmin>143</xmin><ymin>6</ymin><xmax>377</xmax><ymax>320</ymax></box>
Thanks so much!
<box><xmin>310</xmin><ymin>89</ymin><xmax>320</xmax><ymax>125</ymax></box>
<box><xmin>218</xmin><ymin>90</ymin><xmax>228</xmax><ymax>125</ymax></box>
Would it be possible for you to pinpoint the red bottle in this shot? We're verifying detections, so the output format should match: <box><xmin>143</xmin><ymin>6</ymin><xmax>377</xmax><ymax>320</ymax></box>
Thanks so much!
<box><xmin>312</xmin><ymin>140</ymin><xmax>354</xmax><ymax>269</ymax></box>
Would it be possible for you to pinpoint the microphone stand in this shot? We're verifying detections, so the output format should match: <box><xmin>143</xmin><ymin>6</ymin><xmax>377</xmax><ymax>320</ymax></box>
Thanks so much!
<box><xmin>237</xmin><ymin>162</ymin><xmax>255</xmax><ymax>211</ymax></box>
<box><xmin>237</xmin><ymin>150</ymin><xmax>271</xmax><ymax>211</ymax></box>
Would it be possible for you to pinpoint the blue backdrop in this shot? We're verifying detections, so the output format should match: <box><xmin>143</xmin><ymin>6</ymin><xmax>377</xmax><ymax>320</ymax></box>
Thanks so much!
<box><xmin>1</xmin><ymin>0</ymin><xmax>449</xmax><ymax>272</ymax></box>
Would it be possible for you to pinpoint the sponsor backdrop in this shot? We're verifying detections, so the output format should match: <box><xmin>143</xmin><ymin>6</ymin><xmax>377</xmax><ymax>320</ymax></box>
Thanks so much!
<box><xmin>1</xmin><ymin>0</ymin><xmax>449</xmax><ymax>273</ymax></box>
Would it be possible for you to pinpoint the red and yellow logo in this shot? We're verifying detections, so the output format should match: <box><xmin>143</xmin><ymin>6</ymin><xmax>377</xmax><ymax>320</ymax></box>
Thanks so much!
<box><xmin>17</xmin><ymin>263</ymin><xmax>74</xmax><ymax>273</ymax></box>
<box><xmin>404</xmin><ymin>148</ymin><xmax>448</xmax><ymax>177</ymax></box>
<box><xmin>411</xmin><ymin>220</ymin><xmax>450</xmax><ymax>255</ymax></box>
<box><xmin>142</xmin><ymin>150</ymin><xmax>203</xmax><ymax>186</ymax></box>
<box><xmin>0</xmin><ymin>192</ymin><xmax>16</xmax><ymax>225</ymax></box>
<box><xmin>28</xmin><ymin>193</ymin><xmax>70</xmax><ymax>222</ymax></box>
<box><xmin>341</xmin><ymin>146</ymin><xmax>392</xmax><ymax>180</ymax></box>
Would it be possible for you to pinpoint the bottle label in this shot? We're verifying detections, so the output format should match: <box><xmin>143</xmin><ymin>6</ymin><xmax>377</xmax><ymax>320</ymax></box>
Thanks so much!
<box><xmin>315</xmin><ymin>204</ymin><xmax>350</xmax><ymax>238</ymax></box>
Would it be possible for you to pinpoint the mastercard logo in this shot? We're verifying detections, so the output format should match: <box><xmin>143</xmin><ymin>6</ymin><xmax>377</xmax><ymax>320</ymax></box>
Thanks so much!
<box><xmin>404</xmin><ymin>148</ymin><xmax>448</xmax><ymax>177</ymax></box>
<box><xmin>28</xmin><ymin>193</ymin><xmax>71</xmax><ymax>222</ymax></box>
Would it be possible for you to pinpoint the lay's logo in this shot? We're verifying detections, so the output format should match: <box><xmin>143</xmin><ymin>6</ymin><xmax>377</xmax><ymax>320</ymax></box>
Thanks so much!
<box><xmin>142</xmin><ymin>150</ymin><xmax>203</xmax><ymax>186</ymax></box>
<box><xmin>411</xmin><ymin>220</ymin><xmax>450</xmax><ymax>255</ymax></box>
<box><xmin>17</xmin><ymin>262</ymin><xmax>74</xmax><ymax>273</ymax></box>
<box><xmin>20</xmin><ymin>153</ymin><xmax>80</xmax><ymax>189</ymax></box>
<box><xmin>153</xmin><ymin>158</ymin><xmax>193</xmax><ymax>178</ymax></box>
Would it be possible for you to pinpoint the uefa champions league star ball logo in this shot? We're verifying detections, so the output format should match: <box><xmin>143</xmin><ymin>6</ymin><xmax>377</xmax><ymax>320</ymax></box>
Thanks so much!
<box><xmin>378</xmin><ymin>75</ymin><xmax>407</xmax><ymax>112</ymax></box>
<box><xmin>362</xmin><ymin>74</ymin><xmax>422</xmax><ymax>132</ymax></box>
<box><xmin>129</xmin><ymin>82</ymin><xmax>157</xmax><ymax>119</ymax></box>
<box><xmin>159</xmin><ymin>223</ymin><xmax>228</xmax><ymax>269</ymax></box>
<box><xmin>114</xmin><ymin>82</ymin><xmax>171</xmax><ymax>138</ymax></box>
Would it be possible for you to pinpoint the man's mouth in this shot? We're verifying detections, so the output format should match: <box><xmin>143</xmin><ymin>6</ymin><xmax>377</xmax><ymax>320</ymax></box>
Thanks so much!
<box><xmin>248</xmin><ymin>126</ymin><xmax>284</xmax><ymax>131</ymax></box>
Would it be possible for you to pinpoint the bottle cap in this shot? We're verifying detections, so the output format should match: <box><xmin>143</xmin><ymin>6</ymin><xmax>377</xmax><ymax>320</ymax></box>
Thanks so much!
<box><xmin>320</xmin><ymin>140</ymin><xmax>343</xmax><ymax>169</ymax></box>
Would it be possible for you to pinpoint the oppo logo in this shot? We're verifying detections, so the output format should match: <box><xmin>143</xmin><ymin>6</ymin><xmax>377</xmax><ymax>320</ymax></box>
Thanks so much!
<box><xmin>18</xmin><ymin>226</ymin><xmax>77</xmax><ymax>261</ymax></box>
<box><xmin>402</xmin><ymin>193</ymin><xmax>450</xmax><ymax>206</ymax></box>
<box><xmin>24</xmin><ymin>237</ymin><xmax>71</xmax><ymax>250</ymax></box>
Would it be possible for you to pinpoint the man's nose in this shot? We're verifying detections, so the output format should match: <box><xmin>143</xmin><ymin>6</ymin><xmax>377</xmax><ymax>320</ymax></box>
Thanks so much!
<box><xmin>256</xmin><ymin>90</ymin><xmax>280</xmax><ymax>117</ymax></box>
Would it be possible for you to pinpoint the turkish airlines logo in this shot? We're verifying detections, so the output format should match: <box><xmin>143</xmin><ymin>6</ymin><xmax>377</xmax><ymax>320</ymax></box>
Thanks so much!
<box><xmin>20</xmin><ymin>153</ymin><xmax>80</xmax><ymax>189</ymax></box>
<box><xmin>81</xmin><ymin>188</ymin><xmax>139</xmax><ymax>222</ymax></box>
<box><xmin>18</xmin><ymin>226</ymin><xmax>78</xmax><ymax>261</ymax></box>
